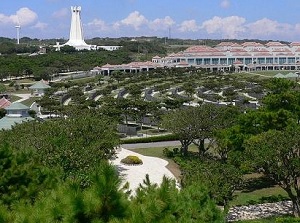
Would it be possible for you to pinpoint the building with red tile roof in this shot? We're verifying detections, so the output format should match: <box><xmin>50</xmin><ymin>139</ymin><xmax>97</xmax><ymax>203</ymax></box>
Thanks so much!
<box><xmin>149</xmin><ymin>41</ymin><xmax>300</xmax><ymax>72</ymax></box>
<box><xmin>0</xmin><ymin>97</ymin><xmax>11</xmax><ymax>109</ymax></box>
<box><xmin>95</xmin><ymin>41</ymin><xmax>300</xmax><ymax>73</ymax></box>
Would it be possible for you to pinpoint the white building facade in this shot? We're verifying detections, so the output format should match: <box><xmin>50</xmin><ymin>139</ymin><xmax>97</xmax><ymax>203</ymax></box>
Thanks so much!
<box><xmin>151</xmin><ymin>41</ymin><xmax>300</xmax><ymax>72</ymax></box>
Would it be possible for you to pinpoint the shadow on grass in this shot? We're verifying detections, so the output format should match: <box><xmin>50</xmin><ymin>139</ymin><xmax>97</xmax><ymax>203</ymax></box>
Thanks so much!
<box><xmin>242</xmin><ymin>175</ymin><xmax>278</xmax><ymax>192</ymax></box>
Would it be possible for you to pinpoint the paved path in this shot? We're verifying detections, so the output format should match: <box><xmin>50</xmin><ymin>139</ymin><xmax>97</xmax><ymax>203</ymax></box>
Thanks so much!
<box><xmin>12</xmin><ymin>93</ymin><xmax>31</xmax><ymax>103</ymax></box>
<box><xmin>121</xmin><ymin>140</ymin><xmax>181</xmax><ymax>149</ymax></box>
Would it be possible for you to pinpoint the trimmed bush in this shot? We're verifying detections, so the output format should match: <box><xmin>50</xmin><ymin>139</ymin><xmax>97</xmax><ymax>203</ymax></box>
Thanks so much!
<box><xmin>121</xmin><ymin>155</ymin><xmax>143</xmax><ymax>165</ymax></box>
<box><xmin>163</xmin><ymin>148</ymin><xmax>174</xmax><ymax>158</ymax></box>
<box><xmin>121</xmin><ymin>134</ymin><xmax>178</xmax><ymax>144</ymax></box>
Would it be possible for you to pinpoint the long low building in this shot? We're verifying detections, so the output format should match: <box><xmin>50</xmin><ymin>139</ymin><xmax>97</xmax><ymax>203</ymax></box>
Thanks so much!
<box><xmin>152</xmin><ymin>41</ymin><xmax>300</xmax><ymax>71</ymax></box>
<box><xmin>93</xmin><ymin>61</ymin><xmax>162</xmax><ymax>75</ymax></box>
<box><xmin>94</xmin><ymin>41</ymin><xmax>300</xmax><ymax>74</ymax></box>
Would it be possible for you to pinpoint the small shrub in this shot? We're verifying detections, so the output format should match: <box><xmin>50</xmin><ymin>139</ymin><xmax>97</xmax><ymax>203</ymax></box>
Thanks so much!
<box><xmin>28</xmin><ymin>110</ymin><xmax>36</xmax><ymax>118</ymax></box>
<box><xmin>163</xmin><ymin>148</ymin><xmax>174</xmax><ymax>158</ymax></box>
<box><xmin>246</xmin><ymin>200</ymin><xmax>257</xmax><ymax>205</ymax></box>
<box><xmin>173</xmin><ymin>147</ymin><xmax>179</xmax><ymax>154</ymax></box>
<box><xmin>259</xmin><ymin>194</ymin><xmax>289</xmax><ymax>203</ymax></box>
<box><xmin>8</xmin><ymin>81</ymin><xmax>15</xmax><ymax>87</ymax></box>
<box><xmin>121</xmin><ymin>155</ymin><xmax>143</xmax><ymax>165</ymax></box>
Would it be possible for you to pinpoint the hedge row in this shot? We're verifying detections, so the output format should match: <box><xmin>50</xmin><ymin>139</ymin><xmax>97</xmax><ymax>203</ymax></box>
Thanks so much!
<box><xmin>121</xmin><ymin>134</ymin><xmax>179</xmax><ymax>144</ymax></box>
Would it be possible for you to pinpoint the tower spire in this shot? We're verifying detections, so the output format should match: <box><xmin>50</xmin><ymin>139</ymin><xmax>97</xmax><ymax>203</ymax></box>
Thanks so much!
<box><xmin>65</xmin><ymin>6</ymin><xmax>90</xmax><ymax>50</ymax></box>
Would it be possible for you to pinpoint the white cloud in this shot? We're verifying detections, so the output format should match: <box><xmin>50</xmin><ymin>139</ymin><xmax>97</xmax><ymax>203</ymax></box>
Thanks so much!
<box><xmin>247</xmin><ymin>18</ymin><xmax>293</xmax><ymax>37</ymax></box>
<box><xmin>16</xmin><ymin>7</ymin><xmax>38</xmax><ymax>26</ymax></box>
<box><xmin>32</xmin><ymin>22</ymin><xmax>48</xmax><ymax>30</ymax></box>
<box><xmin>149</xmin><ymin>16</ymin><xmax>175</xmax><ymax>31</ymax></box>
<box><xmin>119</xmin><ymin>11</ymin><xmax>148</xmax><ymax>30</ymax></box>
<box><xmin>0</xmin><ymin>7</ymin><xmax>37</xmax><ymax>26</ymax></box>
<box><xmin>179</xmin><ymin>20</ymin><xmax>199</xmax><ymax>32</ymax></box>
<box><xmin>220</xmin><ymin>0</ymin><xmax>230</xmax><ymax>9</ymax></box>
<box><xmin>52</xmin><ymin>8</ymin><xmax>69</xmax><ymax>19</ymax></box>
<box><xmin>201</xmin><ymin>16</ymin><xmax>246</xmax><ymax>38</ymax></box>
<box><xmin>87</xmin><ymin>19</ymin><xmax>108</xmax><ymax>31</ymax></box>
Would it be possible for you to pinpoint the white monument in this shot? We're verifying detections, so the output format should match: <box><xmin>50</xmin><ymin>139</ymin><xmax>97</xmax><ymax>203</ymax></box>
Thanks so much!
<box><xmin>54</xmin><ymin>6</ymin><xmax>94</xmax><ymax>51</ymax></box>
<box><xmin>64</xmin><ymin>6</ymin><xmax>92</xmax><ymax>50</ymax></box>
<box><xmin>54</xmin><ymin>6</ymin><xmax>120</xmax><ymax>51</ymax></box>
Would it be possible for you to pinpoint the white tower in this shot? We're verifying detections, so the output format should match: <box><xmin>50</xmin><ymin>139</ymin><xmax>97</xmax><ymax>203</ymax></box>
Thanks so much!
<box><xmin>15</xmin><ymin>25</ymin><xmax>21</xmax><ymax>44</ymax></box>
<box><xmin>64</xmin><ymin>6</ymin><xmax>91</xmax><ymax>50</ymax></box>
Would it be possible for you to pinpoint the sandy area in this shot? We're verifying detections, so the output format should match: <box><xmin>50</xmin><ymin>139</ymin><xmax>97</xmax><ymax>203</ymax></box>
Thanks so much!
<box><xmin>111</xmin><ymin>148</ymin><xmax>177</xmax><ymax>194</ymax></box>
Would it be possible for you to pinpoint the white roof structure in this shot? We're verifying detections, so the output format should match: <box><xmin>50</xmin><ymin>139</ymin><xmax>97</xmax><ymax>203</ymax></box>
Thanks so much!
<box><xmin>29</xmin><ymin>80</ymin><xmax>51</xmax><ymax>90</ymax></box>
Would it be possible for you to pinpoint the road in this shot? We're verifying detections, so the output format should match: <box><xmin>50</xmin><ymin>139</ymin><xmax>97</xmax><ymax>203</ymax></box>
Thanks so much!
<box><xmin>121</xmin><ymin>140</ymin><xmax>181</xmax><ymax>149</ymax></box>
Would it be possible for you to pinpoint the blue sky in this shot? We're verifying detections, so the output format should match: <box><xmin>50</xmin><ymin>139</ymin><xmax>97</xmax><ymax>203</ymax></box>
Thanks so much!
<box><xmin>1</xmin><ymin>0</ymin><xmax>300</xmax><ymax>41</ymax></box>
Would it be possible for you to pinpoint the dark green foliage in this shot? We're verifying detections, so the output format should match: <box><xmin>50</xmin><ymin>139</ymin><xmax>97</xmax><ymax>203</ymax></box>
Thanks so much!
<box><xmin>121</xmin><ymin>40</ymin><xmax>167</xmax><ymax>54</ymax></box>
<box><xmin>162</xmin><ymin>104</ymin><xmax>239</xmax><ymax>156</ymax></box>
<box><xmin>0</xmin><ymin>110</ymin><xmax>119</xmax><ymax>185</ymax></box>
<box><xmin>177</xmin><ymin>157</ymin><xmax>242</xmax><ymax>212</ymax></box>
<box><xmin>0</xmin><ymin>50</ymin><xmax>131</xmax><ymax>80</ymax></box>
<box><xmin>60</xmin><ymin>45</ymin><xmax>76</xmax><ymax>53</ymax></box>
<box><xmin>0</xmin><ymin>162</ymin><xmax>223</xmax><ymax>222</ymax></box>
<box><xmin>163</xmin><ymin>147</ymin><xmax>175</xmax><ymax>158</ymax></box>
<box><xmin>28</xmin><ymin>109</ymin><xmax>37</xmax><ymax>118</ymax></box>
<box><xmin>0</xmin><ymin>84</ymin><xmax>6</xmax><ymax>93</ymax></box>
<box><xmin>128</xmin><ymin>175</ymin><xmax>224</xmax><ymax>223</ymax></box>
<box><xmin>0</xmin><ymin>143</ymin><xmax>58</xmax><ymax>208</ymax></box>
<box><xmin>7</xmin><ymin>162</ymin><xmax>130</xmax><ymax>223</ymax></box>
<box><xmin>0</xmin><ymin>108</ymin><xmax>6</xmax><ymax>118</ymax></box>
<box><xmin>245</xmin><ymin>125</ymin><xmax>300</xmax><ymax>217</ymax></box>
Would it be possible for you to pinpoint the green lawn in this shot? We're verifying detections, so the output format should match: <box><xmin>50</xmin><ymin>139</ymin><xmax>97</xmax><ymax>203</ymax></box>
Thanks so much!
<box><xmin>231</xmin><ymin>186</ymin><xmax>288</xmax><ymax>206</ymax></box>
<box><xmin>129</xmin><ymin>145</ymin><xmax>289</xmax><ymax>208</ymax></box>
<box><xmin>7</xmin><ymin>89</ymin><xmax>31</xmax><ymax>94</ymax></box>
<box><xmin>235</xmin><ymin>217</ymin><xmax>280</xmax><ymax>223</ymax></box>
<box><xmin>129</xmin><ymin>145</ymin><xmax>198</xmax><ymax>158</ymax></box>
<box><xmin>21</xmin><ymin>97</ymin><xmax>39</xmax><ymax>107</ymax></box>
<box><xmin>9</xmin><ymin>95</ymin><xmax>22</xmax><ymax>102</ymax></box>
<box><xmin>129</xmin><ymin>146</ymin><xmax>170</xmax><ymax>158</ymax></box>
<box><xmin>236</xmin><ymin>216</ymin><xmax>300</xmax><ymax>223</ymax></box>
<box><xmin>62</xmin><ymin>76</ymin><xmax>97</xmax><ymax>84</ymax></box>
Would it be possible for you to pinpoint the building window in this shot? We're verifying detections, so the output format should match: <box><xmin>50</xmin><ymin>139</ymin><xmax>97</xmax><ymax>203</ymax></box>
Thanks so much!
<box><xmin>204</xmin><ymin>58</ymin><xmax>210</xmax><ymax>65</ymax></box>
<box><xmin>245</xmin><ymin>58</ymin><xmax>252</xmax><ymax>65</ymax></box>
<box><xmin>266</xmin><ymin>58</ymin><xmax>273</xmax><ymax>64</ymax></box>
<box><xmin>288</xmin><ymin>57</ymin><xmax>295</xmax><ymax>64</ymax></box>
<box><xmin>188</xmin><ymin>59</ymin><xmax>194</xmax><ymax>64</ymax></box>
<box><xmin>279</xmin><ymin>57</ymin><xmax>286</xmax><ymax>64</ymax></box>
<box><xmin>196</xmin><ymin>58</ymin><xmax>202</xmax><ymax>65</ymax></box>
<box><xmin>220</xmin><ymin>58</ymin><xmax>227</xmax><ymax>65</ymax></box>
<box><xmin>212</xmin><ymin>58</ymin><xmax>219</xmax><ymax>65</ymax></box>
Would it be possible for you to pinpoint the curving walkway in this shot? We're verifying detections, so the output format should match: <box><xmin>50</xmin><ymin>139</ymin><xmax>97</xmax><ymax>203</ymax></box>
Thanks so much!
<box><xmin>11</xmin><ymin>93</ymin><xmax>31</xmax><ymax>103</ymax></box>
